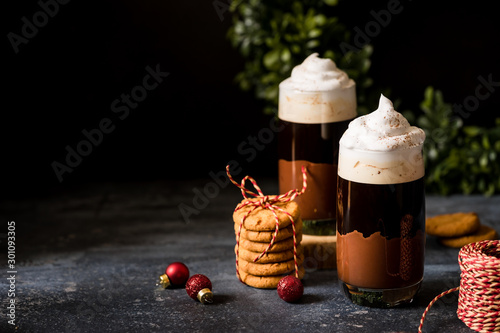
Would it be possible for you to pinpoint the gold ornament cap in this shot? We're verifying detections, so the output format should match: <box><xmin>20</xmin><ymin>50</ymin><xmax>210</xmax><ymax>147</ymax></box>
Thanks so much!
<box><xmin>197</xmin><ymin>288</ymin><xmax>213</xmax><ymax>304</ymax></box>
<box><xmin>157</xmin><ymin>273</ymin><xmax>171</xmax><ymax>289</ymax></box>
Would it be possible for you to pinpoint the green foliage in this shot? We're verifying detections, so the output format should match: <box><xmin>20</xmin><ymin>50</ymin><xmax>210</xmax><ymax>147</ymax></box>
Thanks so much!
<box><xmin>227</xmin><ymin>0</ymin><xmax>373</xmax><ymax>115</ymax></box>
<box><xmin>417</xmin><ymin>87</ymin><xmax>500</xmax><ymax>195</ymax></box>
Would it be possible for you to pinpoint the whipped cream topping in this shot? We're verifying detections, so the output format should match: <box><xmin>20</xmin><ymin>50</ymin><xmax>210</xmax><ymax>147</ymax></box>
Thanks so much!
<box><xmin>338</xmin><ymin>95</ymin><xmax>425</xmax><ymax>184</ymax></box>
<box><xmin>340</xmin><ymin>94</ymin><xmax>425</xmax><ymax>151</ymax></box>
<box><xmin>278</xmin><ymin>53</ymin><xmax>356</xmax><ymax>124</ymax></box>
<box><xmin>280</xmin><ymin>53</ymin><xmax>354</xmax><ymax>91</ymax></box>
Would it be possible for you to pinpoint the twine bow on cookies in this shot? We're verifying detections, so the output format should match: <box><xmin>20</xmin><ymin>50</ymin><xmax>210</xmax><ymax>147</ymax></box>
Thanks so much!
<box><xmin>226</xmin><ymin>165</ymin><xmax>307</xmax><ymax>281</ymax></box>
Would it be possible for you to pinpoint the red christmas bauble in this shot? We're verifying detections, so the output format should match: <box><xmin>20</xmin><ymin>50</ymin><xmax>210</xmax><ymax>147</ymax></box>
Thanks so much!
<box><xmin>277</xmin><ymin>275</ymin><xmax>303</xmax><ymax>302</ymax></box>
<box><xmin>186</xmin><ymin>274</ymin><xmax>213</xmax><ymax>304</ymax></box>
<box><xmin>166</xmin><ymin>262</ymin><xmax>190</xmax><ymax>286</ymax></box>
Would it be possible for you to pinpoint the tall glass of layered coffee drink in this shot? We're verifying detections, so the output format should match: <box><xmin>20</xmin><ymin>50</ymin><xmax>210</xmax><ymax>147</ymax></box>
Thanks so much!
<box><xmin>336</xmin><ymin>94</ymin><xmax>426</xmax><ymax>307</ymax></box>
<box><xmin>278</xmin><ymin>53</ymin><xmax>357</xmax><ymax>235</ymax></box>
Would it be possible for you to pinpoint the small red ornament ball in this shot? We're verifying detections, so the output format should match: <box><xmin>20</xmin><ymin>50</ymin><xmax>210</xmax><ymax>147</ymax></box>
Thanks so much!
<box><xmin>277</xmin><ymin>275</ymin><xmax>303</xmax><ymax>302</ymax></box>
<box><xmin>186</xmin><ymin>274</ymin><xmax>212</xmax><ymax>300</ymax></box>
<box><xmin>166</xmin><ymin>262</ymin><xmax>190</xmax><ymax>286</ymax></box>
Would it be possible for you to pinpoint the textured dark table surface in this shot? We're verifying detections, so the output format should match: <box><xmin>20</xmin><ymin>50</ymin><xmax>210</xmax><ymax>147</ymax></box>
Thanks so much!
<box><xmin>1</xmin><ymin>179</ymin><xmax>499</xmax><ymax>332</ymax></box>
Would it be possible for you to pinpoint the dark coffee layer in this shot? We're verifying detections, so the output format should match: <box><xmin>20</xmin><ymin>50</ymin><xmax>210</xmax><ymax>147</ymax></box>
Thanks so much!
<box><xmin>278</xmin><ymin>119</ymin><xmax>351</xmax><ymax>223</ymax></box>
<box><xmin>336</xmin><ymin>177</ymin><xmax>425</xmax><ymax>239</ymax></box>
<box><xmin>336</xmin><ymin>176</ymin><xmax>425</xmax><ymax>289</ymax></box>
<box><xmin>278</xmin><ymin>119</ymin><xmax>351</xmax><ymax>163</ymax></box>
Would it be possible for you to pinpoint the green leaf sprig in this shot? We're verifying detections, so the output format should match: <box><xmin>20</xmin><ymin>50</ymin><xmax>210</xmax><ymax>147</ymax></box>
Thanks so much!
<box><xmin>417</xmin><ymin>87</ymin><xmax>500</xmax><ymax>195</ymax></box>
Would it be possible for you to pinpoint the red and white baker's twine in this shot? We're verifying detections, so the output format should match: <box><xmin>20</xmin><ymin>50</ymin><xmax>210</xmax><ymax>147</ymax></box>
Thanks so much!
<box><xmin>226</xmin><ymin>165</ymin><xmax>307</xmax><ymax>282</ymax></box>
<box><xmin>419</xmin><ymin>239</ymin><xmax>500</xmax><ymax>332</ymax></box>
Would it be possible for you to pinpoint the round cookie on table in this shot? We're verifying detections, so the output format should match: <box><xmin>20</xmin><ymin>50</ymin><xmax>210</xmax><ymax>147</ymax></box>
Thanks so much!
<box><xmin>426</xmin><ymin>212</ymin><xmax>498</xmax><ymax>248</ymax></box>
<box><xmin>238</xmin><ymin>267</ymin><xmax>305</xmax><ymax>289</ymax></box>
<box><xmin>426</xmin><ymin>212</ymin><xmax>480</xmax><ymax>237</ymax></box>
<box><xmin>439</xmin><ymin>225</ymin><xmax>498</xmax><ymax>248</ymax></box>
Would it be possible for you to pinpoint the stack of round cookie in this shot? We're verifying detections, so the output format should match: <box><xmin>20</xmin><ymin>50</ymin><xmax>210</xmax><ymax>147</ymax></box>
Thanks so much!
<box><xmin>426</xmin><ymin>212</ymin><xmax>498</xmax><ymax>248</ymax></box>
<box><xmin>233</xmin><ymin>197</ymin><xmax>305</xmax><ymax>289</ymax></box>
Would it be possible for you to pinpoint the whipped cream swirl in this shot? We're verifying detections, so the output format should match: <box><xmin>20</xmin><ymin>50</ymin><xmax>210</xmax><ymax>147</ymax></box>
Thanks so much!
<box><xmin>280</xmin><ymin>53</ymin><xmax>354</xmax><ymax>91</ymax></box>
<box><xmin>278</xmin><ymin>53</ymin><xmax>357</xmax><ymax>124</ymax></box>
<box><xmin>340</xmin><ymin>94</ymin><xmax>425</xmax><ymax>151</ymax></box>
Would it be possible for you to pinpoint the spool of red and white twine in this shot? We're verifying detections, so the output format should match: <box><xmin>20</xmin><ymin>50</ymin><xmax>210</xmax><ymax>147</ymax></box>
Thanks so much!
<box><xmin>419</xmin><ymin>239</ymin><xmax>500</xmax><ymax>332</ymax></box>
<box><xmin>226</xmin><ymin>165</ymin><xmax>307</xmax><ymax>281</ymax></box>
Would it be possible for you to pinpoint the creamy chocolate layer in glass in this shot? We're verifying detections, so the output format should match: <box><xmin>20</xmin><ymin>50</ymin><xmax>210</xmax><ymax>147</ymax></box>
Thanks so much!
<box><xmin>278</xmin><ymin>53</ymin><xmax>357</xmax><ymax>235</ymax></box>
<box><xmin>336</xmin><ymin>94</ymin><xmax>426</xmax><ymax>307</ymax></box>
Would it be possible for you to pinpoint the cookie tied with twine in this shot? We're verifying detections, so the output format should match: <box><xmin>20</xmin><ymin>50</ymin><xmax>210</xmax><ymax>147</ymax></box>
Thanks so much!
<box><xmin>226</xmin><ymin>165</ymin><xmax>307</xmax><ymax>288</ymax></box>
<box><xmin>233</xmin><ymin>198</ymin><xmax>301</xmax><ymax>231</ymax></box>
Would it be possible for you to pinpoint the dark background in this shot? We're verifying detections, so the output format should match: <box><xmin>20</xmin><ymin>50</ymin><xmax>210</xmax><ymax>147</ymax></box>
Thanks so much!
<box><xmin>4</xmin><ymin>0</ymin><xmax>500</xmax><ymax>199</ymax></box>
